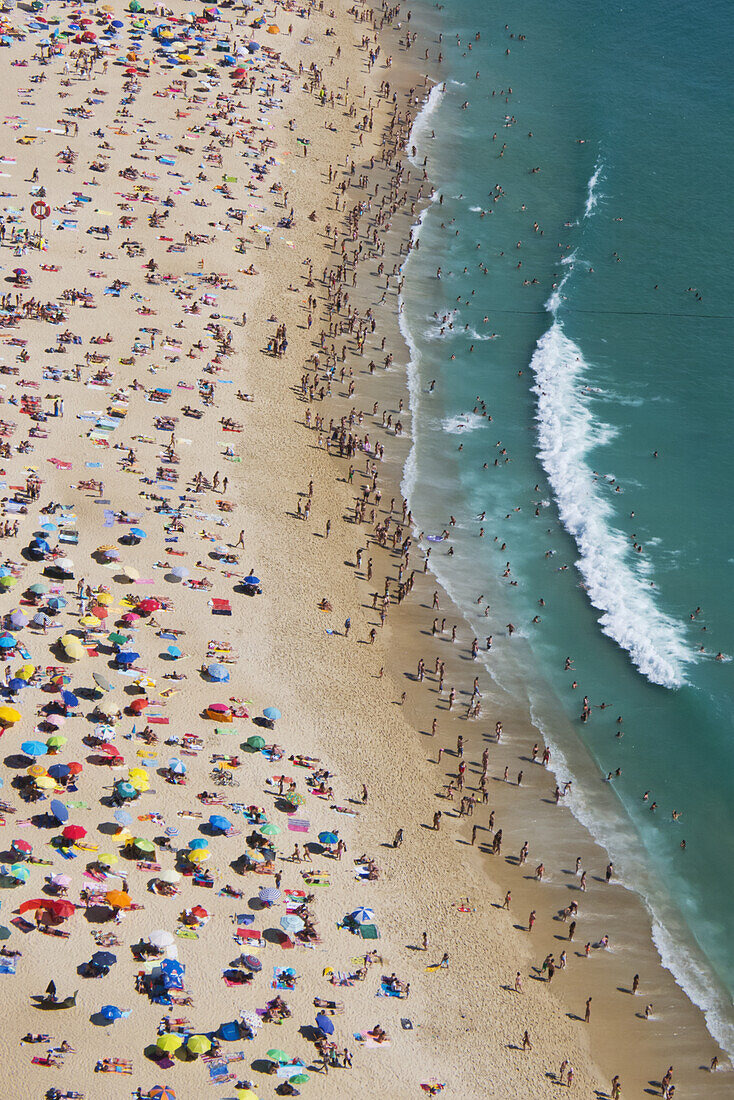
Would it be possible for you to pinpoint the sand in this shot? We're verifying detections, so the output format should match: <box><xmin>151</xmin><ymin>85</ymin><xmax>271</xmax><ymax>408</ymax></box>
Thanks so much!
<box><xmin>0</xmin><ymin>2</ymin><xmax>727</xmax><ymax>1100</ymax></box>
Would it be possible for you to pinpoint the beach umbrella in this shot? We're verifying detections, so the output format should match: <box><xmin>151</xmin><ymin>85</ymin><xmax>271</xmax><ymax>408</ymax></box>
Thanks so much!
<box><xmin>262</xmin><ymin>707</ymin><xmax>281</xmax><ymax>721</ymax></box>
<box><xmin>35</xmin><ymin>776</ymin><xmax>57</xmax><ymax>790</ymax></box>
<box><xmin>246</xmin><ymin>735</ymin><xmax>265</xmax><ymax>750</ymax></box>
<box><xmin>156</xmin><ymin>1033</ymin><xmax>182</xmax><ymax>1053</ymax></box>
<box><xmin>48</xmin><ymin>899</ymin><xmax>76</xmax><ymax>919</ymax></box>
<box><xmin>280</xmin><ymin>914</ymin><xmax>304</xmax><ymax>934</ymax></box>
<box><xmin>290</xmin><ymin>1075</ymin><xmax>310</xmax><ymax>1085</ymax></box>
<box><xmin>166</xmin><ymin>645</ymin><xmax>182</xmax><ymax>659</ymax></box>
<box><xmin>50</xmin><ymin>873</ymin><xmax>71</xmax><ymax>888</ymax></box>
<box><xmin>46</xmin><ymin>735</ymin><xmax>68</xmax><ymax>750</ymax></box>
<box><xmin>186</xmin><ymin>848</ymin><xmax>209</xmax><ymax>863</ymax></box>
<box><xmin>259</xmin><ymin>823</ymin><xmax>280</xmax><ymax>837</ymax></box>
<box><xmin>130</xmin><ymin>528</ymin><xmax>147</xmax><ymax>540</ymax></box>
<box><xmin>120</xmin><ymin>566</ymin><xmax>139</xmax><ymax>580</ymax></box>
<box><xmin>168</xmin><ymin>758</ymin><xmax>186</xmax><ymax>775</ymax></box>
<box><xmin>95</xmin><ymin>592</ymin><xmax>114</xmax><ymax>606</ymax></box>
<box><xmin>67</xmin><ymin>762</ymin><xmax>83</xmax><ymax>776</ymax></box>
<box><xmin>258</xmin><ymin>886</ymin><xmax>281</xmax><ymax>904</ymax></box>
<box><xmin>9</xmin><ymin>610</ymin><xmax>28</xmax><ymax>628</ymax></box>
<box><xmin>65</xmin><ymin>642</ymin><xmax>85</xmax><ymax>661</ymax></box>
<box><xmin>234</xmin><ymin>1090</ymin><xmax>259</xmax><ymax>1100</ymax></box>
<box><xmin>129</xmin><ymin>697</ymin><xmax>149</xmax><ymax>715</ymax></box>
<box><xmin>0</xmin><ymin>633</ymin><xmax>17</xmax><ymax>649</ymax></box>
<box><xmin>186</xmin><ymin>1035</ymin><xmax>211</xmax><ymax>1055</ymax></box>
<box><xmin>12</xmin><ymin>838</ymin><xmax>32</xmax><ymax>854</ymax></box>
<box><xmin>188</xmin><ymin>837</ymin><xmax>209</xmax><ymax>850</ymax></box>
<box><xmin>115</xmin><ymin>651</ymin><xmax>138</xmax><ymax>666</ymax></box>
<box><xmin>266</xmin><ymin>1049</ymin><xmax>288</xmax><ymax>1064</ymax></box>
<box><xmin>318</xmin><ymin>832</ymin><xmax>338</xmax><ymax>846</ymax></box>
<box><xmin>206</xmin><ymin>663</ymin><xmax>229</xmax><ymax>682</ymax></box>
<box><xmin>149</xmin><ymin>929</ymin><xmax>174</xmax><ymax>948</ymax></box>
<box><xmin>208</xmin><ymin>814</ymin><xmax>232</xmax><ymax>833</ymax></box>
<box><xmin>18</xmin><ymin>898</ymin><xmax>52</xmax><ymax>914</ymax></box>
<box><xmin>22</xmin><ymin>742</ymin><xmax>48</xmax><ymax>757</ymax></box>
<box><xmin>9</xmin><ymin>864</ymin><xmax>30</xmax><ymax>882</ymax></box>
<box><xmin>114</xmin><ymin>810</ymin><xmax>132</xmax><ymax>826</ymax></box>
<box><xmin>241</xmin><ymin>955</ymin><xmax>262</xmax><ymax>972</ymax></box>
<box><xmin>93</xmin><ymin>672</ymin><xmax>114</xmax><ymax>692</ymax></box>
<box><xmin>97</xmin><ymin>854</ymin><xmax>118</xmax><ymax>867</ymax></box>
<box><xmin>158</xmin><ymin>869</ymin><xmax>181</xmax><ymax>884</ymax></box>
<box><xmin>27</xmin><ymin>765</ymin><xmax>47</xmax><ymax>779</ymax></box>
<box><xmin>33</xmin><ymin>613</ymin><xmax>53</xmax><ymax>627</ymax></box>
<box><xmin>132</xmin><ymin>838</ymin><xmax>155</xmax><ymax>853</ymax></box>
<box><xmin>243</xmin><ymin>574</ymin><xmax>258</xmax><ymax>584</ymax></box>
<box><xmin>149</xmin><ymin>1087</ymin><xmax>177</xmax><ymax>1100</ymax></box>
<box><xmin>138</xmin><ymin>599</ymin><xmax>160</xmax><ymax>614</ymax></box>
<box><xmin>316</xmin><ymin>1013</ymin><xmax>334</xmax><ymax>1035</ymax></box>
<box><xmin>0</xmin><ymin>706</ymin><xmax>22</xmax><ymax>724</ymax></box>
<box><xmin>50</xmin><ymin>799</ymin><xmax>69</xmax><ymax>823</ymax></box>
<box><xmin>285</xmin><ymin>792</ymin><xmax>305</xmax><ymax>807</ymax></box>
<box><xmin>95</xmin><ymin>725</ymin><xmax>117</xmax><ymax>740</ymax></box>
<box><xmin>100</xmin><ymin>1004</ymin><xmax>123</xmax><ymax>1021</ymax></box>
<box><xmin>62</xmin><ymin>825</ymin><xmax>86</xmax><ymax>841</ymax></box>
<box><xmin>89</xmin><ymin>605</ymin><xmax>109</xmax><ymax>620</ymax></box>
<box><xmin>91</xmin><ymin>951</ymin><xmax>117</xmax><ymax>967</ymax></box>
<box><xmin>105</xmin><ymin>890</ymin><xmax>132</xmax><ymax>910</ymax></box>
<box><xmin>28</xmin><ymin>583</ymin><xmax>49</xmax><ymax>594</ymax></box>
<box><xmin>48</xmin><ymin>764</ymin><xmax>70</xmax><ymax>781</ymax></box>
<box><xmin>45</xmin><ymin>714</ymin><xmax>66</xmax><ymax>728</ymax></box>
<box><xmin>115</xmin><ymin>781</ymin><xmax>137</xmax><ymax>800</ymax></box>
<box><xmin>350</xmin><ymin>907</ymin><xmax>375</xmax><ymax>924</ymax></box>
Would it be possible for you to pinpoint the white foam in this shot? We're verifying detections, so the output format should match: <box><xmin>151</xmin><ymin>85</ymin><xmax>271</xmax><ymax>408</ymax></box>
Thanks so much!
<box><xmin>441</xmin><ymin>411</ymin><xmax>488</xmax><ymax>434</ymax></box>
<box><xmin>406</xmin><ymin>82</ymin><xmax>446</xmax><ymax>165</ymax></box>
<box><xmin>530</xmin><ymin>280</ymin><xmax>695</xmax><ymax>688</ymax></box>
<box><xmin>584</xmin><ymin>158</ymin><xmax>604</xmax><ymax>219</ymax></box>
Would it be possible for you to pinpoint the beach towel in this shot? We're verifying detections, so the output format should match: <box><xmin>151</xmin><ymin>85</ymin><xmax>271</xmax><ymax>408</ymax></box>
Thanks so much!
<box><xmin>286</xmin><ymin>818</ymin><xmax>309</xmax><ymax>832</ymax></box>
<box><xmin>359</xmin><ymin>924</ymin><xmax>380</xmax><ymax>940</ymax></box>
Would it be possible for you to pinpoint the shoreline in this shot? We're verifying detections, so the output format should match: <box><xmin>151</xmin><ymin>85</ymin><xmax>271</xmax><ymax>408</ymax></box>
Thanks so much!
<box><xmin>322</xmin><ymin>5</ymin><xmax>732</xmax><ymax>1092</ymax></box>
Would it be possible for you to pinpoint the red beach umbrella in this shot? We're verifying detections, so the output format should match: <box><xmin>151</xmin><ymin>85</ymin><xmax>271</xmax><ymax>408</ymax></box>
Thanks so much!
<box><xmin>62</xmin><ymin>824</ymin><xmax>87</xmax><ymax>840</ymax></box>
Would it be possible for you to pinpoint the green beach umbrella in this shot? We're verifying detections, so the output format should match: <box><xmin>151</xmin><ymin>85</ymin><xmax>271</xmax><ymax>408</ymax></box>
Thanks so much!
<box><xmin>266</xmin><ymin>1049</ymin><xmax>288</xmax><ymax>1063</ymax></box>
<box><xmin>290</xmin><ymin>1074</ymin><xmax>310</xmax><ymax>1085</ymax></box>
<box><xmin>246</xmin><ymin>735</ymin><xmax>265</xmax><ymax>750</ymax></box>
<box><xmin>187</xmin><ymin>1034</ymin><xmax>212</xmax><ymax>1055</ymax></box>
<box><xmin>259</xmin><ymin>823</ymin><xmax>280</xmax><ymax>836</ymax></box>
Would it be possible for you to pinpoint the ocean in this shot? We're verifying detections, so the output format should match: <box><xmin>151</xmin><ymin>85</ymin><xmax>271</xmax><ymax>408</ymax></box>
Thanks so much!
<box><xmin>400</xmin><ymin>0</ymin><xmax>734</xmax><ymax>1054</ymax></box>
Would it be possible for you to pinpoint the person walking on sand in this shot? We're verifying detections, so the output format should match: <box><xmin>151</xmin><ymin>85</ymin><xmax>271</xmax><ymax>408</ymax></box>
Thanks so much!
<box><xmin>432</xmin><ymin>811</ymin><xmax>442</xmax><ymax>831</ymax></box>
<box><xmin>439</xmin><ymin>952</ymin><xmax>449</xmax><ymax>969</ymax></box>
<box><xmin>521</xmin><ymin>1030</ymin><xmax>532</xmax><ymax>1052</ymax></box>
<box><xmin>502</xmin><ymin>890</ymin><xmax>511</xmax><ymax>910</ymax></box>
<box><xmin>514</xmin><ymin>971</ymin><xmax>523</xmax><ymax>993</ymax></box>
<box><xmin>584</xmin><ymin>996</ymin><xmax>592</xmax><ymax>1023</ymax></box>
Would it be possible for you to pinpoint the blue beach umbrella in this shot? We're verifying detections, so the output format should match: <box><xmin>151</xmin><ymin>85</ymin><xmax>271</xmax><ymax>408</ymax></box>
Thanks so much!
<box><xmin>350</xmin><ymin>907</ymin><xmax>375</xmax><ymax>924</ymax></box>
<box><xmin>114</xmin><ymin>810</ymin><xmax>132</xmax><ymax>826</ymax></box>
<box><xmin>206</xmin><ymin>663</ymin><xmax>229</xmax><ymax>682</ymax></box>
<box><xmin>318</xmin><ymin>832</ymin><xmax>338</xmax><ymax>846</ymax></box>
<box><xmin>50</xmin><ymin>799</ymin><xmax>69</xmax><ymax>823</ymax></box>
<box><xmin>0</xmin><ymin>634</ymin><xmax>17</xmax><ymax>649</ymax></box>
<box><xmin>168</xmin><ymin>758</ymin><xmax>186</xmax><ymax>775</ymax></box>
<box><xmin>166</xmin><ymin>645</ymin><xmax>182</xmax><ymax>658</ymax></box>
<box><xmin>258</xmin><ymin>886</ymin><xmax>281</xmax><ymax>904</ymax></box>
<box><xmin>22</xmin><ymin>741</ymin><xmax>48</xmax><ymax>757</ymax></box>
<box><xmin>130</xmin><ymin>528</ymin><xmax>147</xmax><ymax>539</ymax></box>
<box><xmin>48</xmin><ymin>764</ymin><xmax>71</xmax><ymax>780</ymax></box>
<box><xmin>115</xmin><ymin>651</ymin><xmax>138</xmax><ymax>666</ymax></box>
<box><xmin>280</xmin><ymin>914</ymin><xmax>304</xmax><ymax>933</ymax></box>
<box><xmin>47</xmin><ymin>597</ymin><xmax>67</xmax><ymax>611</ymax></box>
<box><xmin>243</xmin><ymin>575</ymin><xmax>260</xmax><ymax>585</ymax></box>
<box><xmin>188</xmin><ymin>838</ymin><xmax>209</xmax><ymax>850</ymax></box>
<box><xmin>208</xmin><ymin>814</ymin><xmax>232</xmax><ymax>833</ymax></box>
<box><xmin>61</xmin><ymin>690</ymin><xmax>79</xmax><ymax>708</ymax></box>
<box><xmin>91</xmin><ymin>951</ymin><xmax>117</xmax><ymax>967</ymax></box>
<box><xmin>262</xmin><ymin>707</ymin><xmax>280</xmax><ymax>721</ymax></box>
<box><xmin>100</xmin><ymin>1004</ymin><xmax>123</xmax><ymax>1021</ymax></box>
<box><xmin>316</xmin><ymin>1013</ymin><xmax>334</xmax><ymax>1035</ymax></box>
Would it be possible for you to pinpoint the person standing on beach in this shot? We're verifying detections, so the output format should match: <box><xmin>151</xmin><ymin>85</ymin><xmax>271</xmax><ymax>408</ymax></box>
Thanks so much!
<box><xmin>521</xmin><ymin>1030</ymin><xmax>532</xmax><ymax>1052</ymax></box>
<box><xmin>584</xmin><ymin>996</ymin><xmax>592</xmax><ymax>1023</ymax></box>
<box><xmin>502</xmin><ymin>890</ymin><xmax>511</xmax><ymax>910</ymax></box>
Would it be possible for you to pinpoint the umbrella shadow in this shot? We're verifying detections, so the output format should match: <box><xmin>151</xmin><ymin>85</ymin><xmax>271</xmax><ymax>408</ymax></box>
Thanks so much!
<box><xmin>248</xmin><ymin>897</ymin><xmax>268</xmax><ymax>912</ymax></box>
<box><xmin>4</xmin><ymin>754</ymin><xmax>34</xmax><ymax>770</ymax></box>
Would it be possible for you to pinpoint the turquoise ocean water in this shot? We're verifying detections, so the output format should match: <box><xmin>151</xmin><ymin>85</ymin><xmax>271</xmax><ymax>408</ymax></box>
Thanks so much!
<box><xmin>399</xmin><ymin>0</ymin><xmax>734</xmax><ymax>1052</ymax></box>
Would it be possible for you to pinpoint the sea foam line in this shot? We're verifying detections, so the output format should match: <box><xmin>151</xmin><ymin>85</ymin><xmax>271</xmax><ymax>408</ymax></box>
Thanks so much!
<box><xmin>531</xmin><ymin>266</ymin><xmax>694</xmax><ymax>688</ymax></box>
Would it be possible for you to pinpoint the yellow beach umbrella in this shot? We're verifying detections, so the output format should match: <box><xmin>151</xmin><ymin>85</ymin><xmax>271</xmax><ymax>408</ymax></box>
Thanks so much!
<box><xmin>16</xmin><ymin>664</ymin><xmax>35</xmax><ymax>681</ymax></box>
<box><xmin>0</xmin><ymin>706</ymin><xmax>22</xmax><ymax>724</ymax></box>
<box><xmin>129</xmin><ymin>777</ymin><xmax>149</xmax><ymax>792</ymax></box>
<box><xmin>95</xmin><ymin>592</ymin><xmax>114</xmax><ymax>606</ymax></box>
<box><xmin>187</xmin><ymin>848</ymin><xmax>210</xmax><ymax>863</ymax></box>
<box><xmin>187</xmin><ymin>1035</ymin><xmax>211</xmax><ymax>1055</ymax></box>
<box><xmin>157</xmin><ymin>1033</ymin><xmax>183</xmax><ymax>1052</ymax></box>
<box><xmin>267</xmin><ymin>25</ymin><xmax>280</xmax><ymax>33</ymax></box>
<box><xmin>128</xmin><ymin>768</ymin><xmax>147</xmax><ymax>780</ymax></box>
<box><xmin>98</xmin><ymin>853</ymin><xmax>118</xmax><ymax>866</ymax></box>
<box><xmin>27</xmin><ymin>764</ymin><xmax>47</xmax><ymax>778</ymax></box>
<box><xmin>60</xmin><ymin>634</ymin><xmax>78</xmax><ymax>647</ymax></box>
<box><xmin>35</xmin><ymin>775</ymin><xmax>57</xmax><ymax>789</ymax></box>
<box><xmin>79</xmin><ymin>614</ymin><xmax>101</xmax><ymax>627</ymax></box>
<box><xmin>64</xmin><ymin>643</ymin><xmax>85</xmax><ymax>661</ymax></box>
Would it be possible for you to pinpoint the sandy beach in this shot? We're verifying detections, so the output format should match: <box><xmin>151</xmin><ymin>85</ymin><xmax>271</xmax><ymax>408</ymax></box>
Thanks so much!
<box><xmin>0</xmin><ymin>2</ymin><xmax>728</xmax><ymax>1100</ymax></box>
